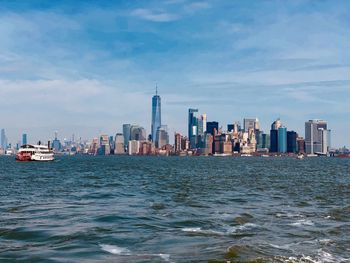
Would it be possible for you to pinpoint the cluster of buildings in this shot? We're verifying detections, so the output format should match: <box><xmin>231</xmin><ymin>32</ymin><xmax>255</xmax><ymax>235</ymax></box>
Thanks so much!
<box><xmin>174</xmin><ymin>113</ymin><xmax>332</xmax><ymax>156</ymax></box>
<box><xmin>87</xmin><ymin>87</ymin><xmax>172</xmax><ymax>156</ymax></box>
<box><xmin>0</xmin><ymin>89</ymin><xmax>345</xmax><ymax>157</ymax></box>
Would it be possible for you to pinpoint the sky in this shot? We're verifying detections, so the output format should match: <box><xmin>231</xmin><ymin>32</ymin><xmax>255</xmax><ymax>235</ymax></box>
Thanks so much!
<box><xmin>0</xmin><ymin>0</ymin><xmax>349</xmax><ymax>147</ymax></box>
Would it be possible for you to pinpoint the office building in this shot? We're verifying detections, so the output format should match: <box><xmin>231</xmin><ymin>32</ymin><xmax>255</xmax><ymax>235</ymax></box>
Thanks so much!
<box><xmin>188</xmin><ymin>108</ymin><xmax>199</xmax><ymax>148</ymax></box>
<box><xmin>98</xmin><ymin>135</ymin><xmax>110</xmax><ymax>155</ymax></box>
<box><xmin>297</xmin><ymin>137</ymin><xmax>305</xmax><ymax>153</ymax></box>
<box><xmin>270</xmin><ymin>119</ymin><xmax>282</xmax><ymax>153</ymax></box>
<box><xmin>1</xmin><ymin>129</ymin><xmax>7</xmax><ymax>150</ymax></box>
<box><xmin>244</xmin><ymin>118</ymin><xmax>259</xmax><ymax>132</ymax></box>
<box><xmin>227</xmin><ymin>124</ymin><xmax>234</xmax><ymax>132</ymax></box>
<box><xmin>305</xmin><ymin>119</ymin><xmax>329</xmax><ymax>154</ymax></box>
<box><xmin>278</xmin><ymin>127</ymin><xmax>287</xmax><ymax>153</ymax></box>
<box><xmin>114</xmin><ymin>133</ymin><xmax>125</xmax><ymax>154</ymax></box>
<box><xmin>130</xmin><ymin>125</ymin><xmax>146</xmax><ymax>141</ymax></box>
<box><xmin>52</xmin><ymin>131</ymin><xmax>62</xmax><ymax>152</ymax></box>
<box><xmin>206</xmin><ymin>121</ymin><xmax>219</xmax><ymax>136</ymax></box>
<box><xmin>151</xmin><ymin>87</ymin><xmax>161</xmax><ymax>142</ymax></box>
<box><xmin>287</xmin><ymin>131</ymin><xmax>297</xmax><ymax>153</ymax></box>
<box><xmin>156</xmin><ymin>125</ymin><xmax>169</xmax><ymax>149</ymax></box>
<box><xmin>123</xmin><ymin>124</ymin><xmax>131</xmax><ymax>147</ymax></box>
<box><xmin>203</xmin><ymin>133</ymin><xmax>213</xmax><ymax>155</ymax></box>
<box><xmin>128</xmin><ymin>140</ymin><xmax>140</xmax><ymax>155</ymax></box>
<box><xmin>22</xmin><ymin>133</ymin><xmax>27</xmax><ymax>146</ymax></box>
<box><xmin>262</xmin><ymin>133</ymin><xmax>270</xmax><ymax>149</ymax></box>
<box><xmin>174</xmin><ymin>133</ymin><xmax>182</xmax><ymax>152</ymax></box>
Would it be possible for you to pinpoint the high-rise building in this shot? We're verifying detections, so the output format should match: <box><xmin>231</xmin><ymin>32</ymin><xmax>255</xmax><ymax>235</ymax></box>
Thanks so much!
<box><xmin>287</xmin><ymin>131</ymin><xmax>297</xmax><ymax>153</ymax></box>
<box><xmin>227</xmin><ymin>124</ymin><xmax>234</xmax><ymax>132</ymax></box>
<box><xmin>174</xmin><ymin>133</ymin><xmax>182</xmax><ymax>152</ymax></box>
<box><xmin>128</xmin><ymin>140</ymin><xmax>140</xmax><ymax>155</ymax></box>
<box><xmin>297</xmin><ymin>137</ymin><xmax>305</xmax><ymax>153</ymax></box>
<box><xmin>114</xmin><ymin>133</ymin><xmax>125</xmax><ymax>154</ymax></box>
<box><xmin>98</xmin><ymin>135</ymin><xmax>110</xmax><ymax>155</ymax></box>
<box><xmin>203</xmin><ymin>133</ymin><xmax>213</xmax><ymax>155</ymax></box>
<box><xmin>244</xmin><ymin>118</ymin><xmax>259</xmax><ymax>132</ymax></box>
<box><xmin>123</xmin><ymin>124</ymin><xmax>131</xmax><ymax>147</ymax></box>
<box><xmin>151</xmin><ymin>87</ymin><xmax>161</xmax><ymax>142</ymax></box>
<box><xmin>52</xmin><ymin>131</ymin><xmax>62</xmax><ymax>152</ymax></box>
<box><xmin>130</xmin><ymin>125</ymin><xmax>146</xmax><ymax>141</ymax></box>
<box><xmin>156</xmin><ymin>125</ymin><xmax>169</xmax><ymax>149</ymax></box>
<box><xmin>305</xmin><ymin>119</ymin><xmax>329</xmax><ymax>154</ymax></box>
<box><xmin>188</xmin><ymin>108</ymin><xmax>199</xmax><ymax>148</ymax></box>
<box><xmin>318</xmin><ymin>128</ymin><xmax>331</xmax><ymax>154</ymax></box>
<box><xmin>270</xmin><ymin>119</ymin><xmax>282</xmax><ymax>153</ymax></box>
<box><xmin>22</xmin><ymin>133</ymin><xmax>27</xmax><ymax>146</ymax></box>
<box><xmin>262</xmin><ymin>133</ymin><xmax>270</xmax><ymax>149</ymax></box>
<box><xmin>206</xmin><ymin>121</ymin><xmax>219</xmax><ymax>136</ymax></box>
<box><xmin>1</xmin><ymin>129</ymin><xmax>7</xmax><ymax>150</ymax></box>
<box><xmin>278</xmin><ymin>127</ymin><xmax>287</xmax><ymax>153</ymax></box>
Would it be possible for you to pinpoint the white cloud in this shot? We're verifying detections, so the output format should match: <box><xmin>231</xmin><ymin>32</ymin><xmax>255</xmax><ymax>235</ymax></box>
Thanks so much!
<box><xmin>131</xmin><ymin>8</ymin><xmax>179</xmax><ymax>22</ymax></box>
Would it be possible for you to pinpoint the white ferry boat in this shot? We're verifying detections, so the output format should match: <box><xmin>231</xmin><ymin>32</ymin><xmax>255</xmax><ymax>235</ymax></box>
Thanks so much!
<box><xmin>16</xmin><ymin>144</ymin><xmax>54</xmax><ymax>162</ymax></box>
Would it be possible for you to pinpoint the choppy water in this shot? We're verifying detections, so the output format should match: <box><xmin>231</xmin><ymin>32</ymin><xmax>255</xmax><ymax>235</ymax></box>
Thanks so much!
<box><xmin>0</xmin><ymin>156</ymin><xmax>349</xmax><ymax>262</ymax></box>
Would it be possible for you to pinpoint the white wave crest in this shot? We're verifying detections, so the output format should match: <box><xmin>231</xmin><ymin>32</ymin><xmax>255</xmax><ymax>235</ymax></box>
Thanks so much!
<box><xmin>290</xmin><ymin>219</ymin><xmax>314</xmax><ymax>227</ymax></box>
<box><xmin>99</xmin><ymin>244</ymin><xmax>131</xmax><ymax>255</ymax></box>
<box><xmin>181</xmin><ymin>227</ymin><xmax>223</xmax><ymax>235</ymax></box>
<box><xmin>158</xmin><ymin>253</ymin><xmax>171</xmax><ymax>261</ymax></box>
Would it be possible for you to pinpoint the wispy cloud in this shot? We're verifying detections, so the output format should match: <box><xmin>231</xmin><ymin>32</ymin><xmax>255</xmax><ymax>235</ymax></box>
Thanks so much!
<box><xmin>184</xmin><ymin>2</ymin><xmax>211</xmax><ymax>13</ymax></box>
<box><xmin>131</xmin><ymin>8</ymin><xmax>179</xmax><ymax>22</ymax></box>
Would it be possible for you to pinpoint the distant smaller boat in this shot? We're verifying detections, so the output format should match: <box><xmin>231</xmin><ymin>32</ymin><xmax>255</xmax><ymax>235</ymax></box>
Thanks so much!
<box><xmin>261</xmin><ymin>154</ymin><xmax>269</xmax><ymax>158</ymax></box>
<box><xmin>5</xmin><ymin>149</ymin><xmax>14</xmax><ymax>156</ymax></box>
<box><xmin>16</xmin><ymin>144</ymin><xmax>54</xmax><ymax>162</ymax></box>
<box><xmin>297</xmin><ymin>154</ymin><xmax>304</xmax><ymax>159</ymax></box>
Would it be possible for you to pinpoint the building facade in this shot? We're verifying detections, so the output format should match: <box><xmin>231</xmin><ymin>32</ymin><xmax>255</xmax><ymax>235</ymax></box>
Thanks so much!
<box><xmin>278</xmin><ymin>127</ymin><xmax>287</xmax><ymax>153</ymax></box>
<box><xmin>305</xmin><ymin>119</ymin><xmax>330</xmax><ymax>154</ymax></box>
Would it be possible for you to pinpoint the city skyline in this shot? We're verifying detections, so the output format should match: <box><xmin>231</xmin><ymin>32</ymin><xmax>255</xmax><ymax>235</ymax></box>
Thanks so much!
<box><xmin>0</xmin><ymin>1</ymin><xmax>349</xmax><ymax>147</ymax></box>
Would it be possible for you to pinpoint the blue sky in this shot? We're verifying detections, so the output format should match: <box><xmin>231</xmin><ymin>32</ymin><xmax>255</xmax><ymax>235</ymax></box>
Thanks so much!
<box><xmin>0</xmin><ymin>0</ymin><xmax>349</xmax><ymax>147</ymax></box>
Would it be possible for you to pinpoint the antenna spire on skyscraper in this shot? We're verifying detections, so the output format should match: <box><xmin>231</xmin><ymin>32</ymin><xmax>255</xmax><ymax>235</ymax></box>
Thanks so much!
<box><xmin>156</xmin><ymin>84</ymin><xmax>158</xmax><ymax>96</ymax></box>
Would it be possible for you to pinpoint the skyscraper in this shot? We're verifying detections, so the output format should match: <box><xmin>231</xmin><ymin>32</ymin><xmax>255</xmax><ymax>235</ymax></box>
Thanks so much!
<box><xmin>151</xmin><ymin>87</ymin><xmax>161</xmax><ymax>142</ymax></box>
<box><xmin>1</xmin><ymin>129</ymin><xmax>7</xmax><ymax>150</ymax></box>
<box><xmin>174</xmin><ymin>133</ymin><xmax>182</xmax><ymax>152</ymax></box>
<box><xmin>123</xmin><ymin>124</ymin><xmax>131</xmax><ymax>147</ymax></box>
<box><xmin>243</xmin><ymin>118</ymin><xmax>259</xmax><ymax>132</ymax></box>
<box><xmin>278</xmin><ymin>127</ymin><xmax>287</xmax><ymax>153</ymax></box>
<box><xmin>22</xmin><ymin>133</ymin><xmax>27</xmax><ymax>146</ymax></box>
<box><xmin>206</xmin><ymin>121</ymin><xmax>219</xmax><ymax>136</ymax></box>
<box><xmin>269</xmin><ymin>119</ymin><xmax>281</xmax><ymax>153</ymax></box>
<box><xmin>130</xmin><ymin>125</ymin><xmax>147</xmax><ymax>141</ymax></box>
<box><xmin>305</xmin><ymin>119</ymin><xmax>329</xmax><ymax>154</ymax></box>
<box><xmin>287</xmin><ymin>131</ymin><xmax>297</xmax><ymax>153</ymax></box>
<box><xmin>114</xmin><ymin>133</ymin><xmax>125</xmax><ymax>154</ymax></box>
<box><xmin>188</xmin><ymin>108</ymin><xmax>199</xmax><ymax>148</ymax></box>
<box><xmin>156</xmin><ymin>125</ymin><xmax>169</xmax><ymax>149</ymax></box>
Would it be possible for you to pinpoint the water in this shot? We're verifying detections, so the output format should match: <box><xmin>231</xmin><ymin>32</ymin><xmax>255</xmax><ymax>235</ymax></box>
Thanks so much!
<box><xmin>0</xmin><ymin>156</ymin><xmax>349</xmax><ymax>262</ymax></box>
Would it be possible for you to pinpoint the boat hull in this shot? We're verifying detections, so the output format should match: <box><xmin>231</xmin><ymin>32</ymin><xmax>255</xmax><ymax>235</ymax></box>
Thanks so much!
<box><xmin>15</xmin><ymin>152</ymin><xmax>32</xmax><ymax>162</ymax></box>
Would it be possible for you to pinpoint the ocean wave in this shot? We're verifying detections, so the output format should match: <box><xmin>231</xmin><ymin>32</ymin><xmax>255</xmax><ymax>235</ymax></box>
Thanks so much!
<box><xmin>99</xmin><ymin>244</ymin><xmax>131</xmax><ymax>255</ymax></box>
<box><xmin>99</xmin><ymin>244</ymin><xmax>172</xmax><ymax>261</ymax></box>
<box><xmin>290</xmin><ymin>219</ymin><xmax>314</xmax><ymax>227</ymax></box>
<box><xmin>276</xmin><ymin>212</ymin><xmax>303</xmax><ymax>218</ymax></box>
<box><xmin>181</xmin><ymin>223</ymin><xmax>259</xmax><ymax>236</ymax></box>
<box><xmin>274</xmin><ymin>249</ymin><xmax>349</xmax><ymax>263</ymax></box>
<box><xmin>181</xmin><ymin>227</ymin><xmax>223</xmax><ymax>235</ymax></box>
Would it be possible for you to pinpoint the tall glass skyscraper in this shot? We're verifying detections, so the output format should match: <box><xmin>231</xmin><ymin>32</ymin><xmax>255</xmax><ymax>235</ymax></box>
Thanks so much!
<box><xmin>22</xmin><ymin>133</ymin><xmax>27</xmax><ymax>146</ymax></box>
<box><xmin>188</xmin><ymin>108</ymin><xmax>199</xmax><ymax>148</ymax></box>
<box><xmin>151</xmin><ymin>87</ymin><xmax>161</xmax><ymax>142</ymax></box>
<box><xmin>123</xmin><ymin>124</ymin><xmax>131</xmax><ymax>147</ymax></box>
<box><xmin>278</xmin><ymin>127</ymin><xmax>287</xmax><ymax>153</ymax></box>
